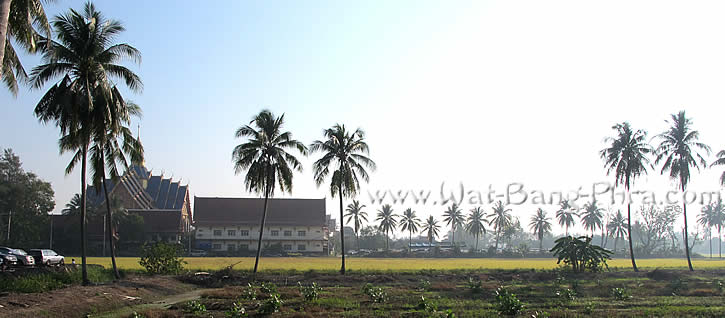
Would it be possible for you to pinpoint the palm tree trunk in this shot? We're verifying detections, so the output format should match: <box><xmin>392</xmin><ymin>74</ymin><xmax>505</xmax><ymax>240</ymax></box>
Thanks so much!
<box><xmin>0</xmin><ymin>0</ymin><xmax>10</xmax><ymax>80</ymax></box>
<box><xmin>80</xmin><ymin>144</ymin><xmax>89</xmax><ymax>285</ymax></box>
<box><xmin>601</xmin><ymin>226</ymin><xmax>605</xmax><ymax>247</ymax></box>
<box><xmin>539</xmin><ymin>236</ymin><xmax>543</xmax><ymax>253</ymax></box>
<box><xmin>451</xmin><ymin>224</ymin><xmax>455</xmax><ymax>246</ymax></box>
<box><xmin>252</xmin><ymin>185</ymin><xmax>271</xmax><ymax>275</ymax></box>
<box><xmin>408</xmin><ymin>230</ymin><xmax>412</xmax><ymax>252</ymax></box>
<box><xmin>338</xmin><ymin>186</ymin><xmax>346</xmax><ymax>275</ymax></box>
<box><xmin>709</xmin><ymin>229</ymin><xmax>713</xmax><ymax>259</ymax></box>
<box><xmin>614</xmin><ymin>236</ymin><xmax>618</xmax><ymax>254</ymax></box>
<box><xmin>494</xmin><ymin>230</ymin><xmax>499</xmax><ymax>251</ymax></box>
<box><xmin>475</xmin><ymin>233</ymin><xmax>479</xmax><ymax>252</ymax></box>
<box><xmin>683</xmin><ymin>198</ymin><xmax>694</xmax><ymax>271</ymax></box>
<box><xmin>101</xmin><ymin>175</ymin><xmax>120</xmax><ymax>280</ymax></box>
<box><xmin>719</xmin><ymin>225</ymin><xmax>722</xmax><ymax>259</ymax></box>
<box><xmin>626</xmin><ymin>202</ymin><xmax>638</xmax><ymax>272</ymax></box>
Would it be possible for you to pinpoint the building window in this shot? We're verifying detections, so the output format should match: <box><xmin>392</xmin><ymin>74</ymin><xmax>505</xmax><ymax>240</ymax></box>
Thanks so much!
<box><xmin>227</xmin><ymin>244</ymin><xmax>235</xmax><ymax>251</ymax></box>
<box><xmin>284</xmin><ymin>230</ymin><xmax>292</xmax><ymax>237</ymax></box>
<box><xmin>271</xmin><ymin>230</ymin><xmax>279</xmax><ymax>236</ymax></box>
<box><xmin>283</xmin><ymin>244</ymin><xmax>292</xmax><ymax>251</ymax></box>
<box><xmin>239</xmin><ymin>244</ymin><xmax>248</xmax><ymax>250</ymax></box>
<box><xmin>228</xmin><ymin>230</ymin><xmax>236</xmax><ymax>236</ymax></box>
<box><xmin>298</xmin><ymin>244</ymin><xmax>306</xmax><ymax>251</ymax></box>
<box><xmin>298</xmin><ymin>231</ymin><xmax>306</xmax><ymax>237</ymax></box>
<box><xmin>213</xmin><ymin>230</ymin><xmax>222</xmax><ymax>236</ymax></box>
<box><xmin>213</xmin><ymin>243</ymin><xmax>222</xmax><ymax>250</ymax></box>
<box><xmin>241</xmin><ymin>230</ymin><xmax>249</xmax><ymax>236</ymax></box>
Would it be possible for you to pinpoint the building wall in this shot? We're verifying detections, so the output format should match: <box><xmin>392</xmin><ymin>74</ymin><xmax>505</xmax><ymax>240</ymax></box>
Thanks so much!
<box><xmin>195</xmin><ymin>225</ymin><xmax>326</xmax><ymax>252</ymax></box>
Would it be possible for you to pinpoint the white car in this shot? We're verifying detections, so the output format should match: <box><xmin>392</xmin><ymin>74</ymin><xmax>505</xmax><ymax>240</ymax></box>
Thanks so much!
<box><xmin>28</xmin><ymin>249</ymin><xmax>64</xmax><ymax>266</ymax></box>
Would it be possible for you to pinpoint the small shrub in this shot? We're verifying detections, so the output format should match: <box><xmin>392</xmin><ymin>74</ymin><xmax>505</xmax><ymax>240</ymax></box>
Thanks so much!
<box><xmin>131</xmin><ymin>312</ymin><xmax>145</xmax><ymax>318</ymax></box>
<box><xmin>259</xmin><ymin>293</ymin><xmax>283</xmax><ymax>315</ymax></box>
<box><xmin>298</xmin><ymin>282</ymin><xmax>322</xmax><ymax>302</ymax></box>
<box><xmin>467</xmin><ymin>277</ymin><xmax>484</xmax><ymax>294</ymax></box>
<box><xmin>493</xmin><ymin>286</ymin><xmax>524</xmax><ymax>316</ymax></box>
<box><xmin>418</xmin><ymin>279</ymin><xmax>432</xmax><ymax>291</ymax></box>
<box><xmin>442</xmin><ymin>309</ymin><xmax>456</xmax><ymax>318</ymax></box>
<box><xmin>556</xmin><ymin>288</ymin><xmax>576</xmax><ymax>302</ymax></box>
<box><xmin>668</xmin><ymin>278</ymin><xmax>686</xmax><ymax>295</ymax></box>
<box><xmin>225</xmin><ymin>302</ymin><xmax>246</xmax><ymax>318</ymax></box>
<box><xmin>139</xmin><ymin>242</ymin><xmax>186</xmax><ymax>275</ymax></box>
<box><xmin>184</xmin><ymin>300</ymin><xmax>207</xmax><ymax>315</ymax></box>
<box><xmin>417</xmin><ymin>296</ymin><xmax>437</xmax><ymax>312</ymax></box>
<box><xmin>531</xmin><ymin>310</ymin><xmax>550</xmax><ymax>318</ymax></box>
<box><xmin>242</xmin><ymin>283</ymin><xmax>257</xmax><ymax>300</ymax></box>
<box><xmin>550</xmin><ymin>236</ymin><xmax>612</xmax><ymax>272</ymax></box>
<box><xmin>260</xmin><ymin>282</ymin><xmax>277</xmax><ymax>294</ymax></box>
<box><xmin>714</xmin><ymin>280</ymin><xmax>724</xmax><ymax>294</ymax></box>
<box><xmin>362</xmin><ymin>283</ymin><xmax>387</xmax><ymax>303</ymax></box>
<box><xmin>611</xmin><ymin>287</ymin><xmax>631</xmax><ymax>301</ymax></box>
<box><xmin>583</xmin><ymin>302</ymin><xmax>596</xmax><ymax>314</ymax></box>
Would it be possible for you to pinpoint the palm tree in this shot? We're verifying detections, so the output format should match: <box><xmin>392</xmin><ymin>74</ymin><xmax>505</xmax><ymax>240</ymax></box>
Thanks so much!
<box><xmin>1</xmin><ymin>0</ymin><xmax>51</xmax><ymax>95</ymax></box>
<box><xmin>232</xmin><ymin>110</ymin><xmax>307</xmax><ymax>274</ymax></box>
<box><xmin>31</xmin><ymin>2</ymin><xmax>143</xmax><ymax>285</ymax></box>
<box><xmin>655</xmin><ymin>111</ymin><xmax>710</xmax><ymax>271</ymax></box>
<box><xmin>555</xmin><ymin>200</ymin><xmax>577</xmax><ymax>236</ymax></box>
<box><xmin>710</xmin><ymin>150</ymin><xmax>725</xmax><ymax>186</ymax></box>
<box><xmin>466</xmin><ymin>207</ymin><xmax>486</xmax><ymax>252</ymax></box>
<box><xmin>311</xmin><ymin>124</ymin><xmax>376</xmax><ymax>274</ymax></box>
<box><xmin>529</xmin><ymin>208</ymin><xmax>551</xmax><ymax>252</ymax></box>
<box><xmin>422</xmin><ymin>215</ymin><xmax>441</xmax><ymax>245</ymax></box>
<box><xmin>600</xmin><ymin>121</ymin><xmax>652</xmax><ymax>272</ymax></box>
<box><xmin>607</xmin><ymin>210</ymin><xmax>627</xmax><ymax>253</ymax></box>
<box><xmin>487</xmin><ymin>201</ymin><xmax>512</xmax><ymax>251</ymax></box>
<box><xmin>344</xmin><ymin>200</ymin><xmax>368</xmax><ymax>251</ymax></box>
<box><xmin>399</xmin><ymin>208</ymin><xmax>421</xmax><ymax>252</ymax></box>
<box><xmin>442</xmin><ymin>203</ymin><xmax>463</xmax><ymax>246</ymax></box>
<box><xmin>698</xmin><ymin>204</ymin><xmax>717</xmax><ymax>258</ymax></box>
<box><xmin>376</xmin><ymin>204</ymin><xmax>398</xmax><ymax>250</ymax></box>
<box><xmin>580</xmin><ymin>200</ymin><xmax>604</xmax><ymax>240</ymax></box>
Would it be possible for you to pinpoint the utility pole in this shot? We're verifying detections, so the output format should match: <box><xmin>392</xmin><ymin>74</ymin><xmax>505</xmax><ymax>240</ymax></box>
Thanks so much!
<box><xmin>49</xmin><ymin>214</ymin><xmax>54</xmax><ymax>249</ymax></box>
<box><xmin>6</xmin><ymin>210</ymin><xmax>10</xmax><ymax>242</ymax></box>
<box><xmin>103</xmin><ymin>214</ymin><xmax>106</xmax><ymax>257</ymax></box>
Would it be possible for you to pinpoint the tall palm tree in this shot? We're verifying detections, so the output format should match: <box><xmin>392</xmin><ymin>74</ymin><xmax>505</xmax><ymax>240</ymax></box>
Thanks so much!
<box><xmin>698</xmin><ymin>204</ymin><xmax>717</xmax><ymax>258</ymax></box>
<box><xmin>580</xmin><ymin>199</ymin><xmax>604</xmax><ymax>240</ymax></box>
<box><xmin>714</xmin><ymin>199</ymin><xmax>724</xmax><ymax>259</ymax></box>
<box><xmin>487</xmin><ymin>201</ymin><xmax>512</xmax><ymax>251</ymax></box>
<box><xmin>529</xmin><ymin>208</ymin><xmax>551</xmax><ymax>252</ymax></box>
<box><xmin>399</xmin><ymin>208</ymin><xmax>421</xmax><ymax>252</ymax></box>
<box><xmin>466</xmin><ymin>207</ymin><xmax>486</xmax><ymax>251</ymax></box>
<box><xmin>1</xmin><ymin>0</ymin><xmax>51</xmax><ymax>95</ymax></box>
<box><xmin>344</xmin><ymin>200</ymin><xmax>368</xmax><ymax>251</ymax></box>
<box><xmin>710</xmin><ymin>150</ymin><xmax>725</xmax><ymax>186</ymax></box>
<box><xmin>442</xmin><ymin>203</ymin><xmax>463</xmax><ymax>246</ymax></box>
<box><xmin>655</xmin><ymin>111</ymin><xmax>710</xmax><ymax>271</ymax></box>
<box><xmin>600</xmin><ymin>121</ymin><xmax>652</xmax><ymax>272</ymax></box>
<box><xmin>376</xmin><ymin>204</ymin><xmax>398</xmax><ymax>250</ymax></box>
<box><xmin>311</xmin><ymin>124</ymin><xmax>376</xmax><ymax>274</ymax></box>
<box><xmin>232</xmin><ymin>110</ymin><xmax>307</xmax><ymax>274</ymax></box>
<box><xmin>607</xmin><ymin>210</ymin><xmax>627</xmax><ymax>253</ymax></box>
<box><xmin>422</xmin><ymin>215</ymin><xmax>440</xmax><ymax>245</ymax></box>
<box><xmin>555</xmin><ymin>200</ymin><xmax>577</xmax><ymax>236</ymax></box>
<box><xmin>31</xmin><ymin>2</ymin><xmax>143</xmax><ymax>285</ymax></box>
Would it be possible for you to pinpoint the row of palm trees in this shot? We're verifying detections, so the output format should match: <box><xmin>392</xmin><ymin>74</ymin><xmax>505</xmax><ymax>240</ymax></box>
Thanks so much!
<box><xmin>0</xmin><ymin>1</ymin><xmax>146</xmax><ymax>285</ymax></box>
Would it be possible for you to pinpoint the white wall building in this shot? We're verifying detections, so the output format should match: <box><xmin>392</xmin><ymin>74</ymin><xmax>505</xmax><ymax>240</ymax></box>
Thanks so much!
<box><xmin>193</xmin><ymin>197</ymin><xmax>328</xmax><ymax>254</ymax></box>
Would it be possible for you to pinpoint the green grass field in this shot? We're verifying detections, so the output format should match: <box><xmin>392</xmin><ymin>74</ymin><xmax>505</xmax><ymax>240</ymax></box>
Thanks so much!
<box><xmin>85</xmin><ymin>257</ymin><xmax>725</xmax><ymax>271</ymax></box>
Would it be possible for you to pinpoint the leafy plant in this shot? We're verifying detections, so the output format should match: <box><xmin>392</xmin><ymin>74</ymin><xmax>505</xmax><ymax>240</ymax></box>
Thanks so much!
<box><xmin>714</xmin><ymin>280</ymin><xmax>724</xmax><ymax>294</ymax></box>
<box><xmin>139</xmin><ymin>242</ymin><xmax>186</xmax><ymax>275</ymax></box>
<box><xmin>493</xmin><ymin>286</ymin><xmax>524</xmax><ymax>316</ymax></box>
<box><xmin>530</xmin><ymin>310</ymin><xmax>550</xmax><ymax>318</ymax></box>
<box><xmin>242</xmin><ymin>283</ymin><xmax>257</xmax><ymax>300</ymax></box>
<box><xmin>550</xmin><ymin>236</ymin><xmax>613</xmax><ymax>272</ymax></box>
<box><xmin>467</xmin><ymin>277</ymin><xmax>484</xmax><ymax>294</ymax></box>
<box><xmin>184</xmin><ymin>300</ymin><xmax>207</xmax><ymax>315</ymax></box>
<box><xmin>259</xmin><ymin>293</ymin><xmax>283</xmax><ymax>315</ymax></box>
<box><xmin>442</xmin><ymin>309</ymin><xmax>456</xmax><ymax>318</ymax></box>
<box><xmin>418</xmin><ymin>279</ymin><xmax>432</xmax><ymax>291</ymax></box>
<box><xmin>362</xmin><ymin>283</ymin><xmax>387</xmax><ymax>303</ymax></box>
<box><xmin>260</xmin><ymin>282</ymin><xmax>278</xmax><ymax>294</ymax></box>
<box><xmin>225</xmin><ymin>302</ymin><xmax>247</xmax><ymax>318</ymax></box>
<box><xmin>131</xmin><ymin>312</ymin><xmax>145</xmax><ymax>318</ymax></box>
<box><xmin>556</xmin><ymin>288</ymin><xmax>577</xmax><ymax>302</ymax></box>
<box><xmin>583</xmin><ymin>302</ymin><xmax>596</xmax><ymax>314</ymax></box>
<box><xmin>611</xmin><ymin>287</ymin><xmax>631</xmax><ymax>301</ymax></box>
<box><xmin>298</xmin><ymin>282</ymin><xmax>322</xmax><ymax>302</ymax></box>
<box><xmin>668</xmin><ymin>278</ymin><xmax>686</xmax><ymax>295</ymax></box>
<box><xmin>417</xmin><ymin>296</ymin><xmax>437</xmax><ymax>312</ymax></box>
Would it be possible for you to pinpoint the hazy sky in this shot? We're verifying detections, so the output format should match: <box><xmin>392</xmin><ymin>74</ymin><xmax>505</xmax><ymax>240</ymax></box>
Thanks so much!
<box><xmin>2</xmin><ymin>1</ymin><xmax>725</xmax><ymax>237</ymax></box>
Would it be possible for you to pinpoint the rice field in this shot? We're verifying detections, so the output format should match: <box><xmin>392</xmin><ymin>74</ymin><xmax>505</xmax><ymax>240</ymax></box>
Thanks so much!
<box><xmin>85</xmin><ymin>257</ymin><xmax>725</xmax><ymax>271</ymax></box>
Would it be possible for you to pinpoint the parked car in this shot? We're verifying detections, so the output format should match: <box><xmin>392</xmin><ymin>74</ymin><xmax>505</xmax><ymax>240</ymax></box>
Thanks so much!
<box><xmin>0</xmin><ymin>247</ymin><xmax>35</xmax><ymax>266</ymax></box>
<box><xmin>189</xmin><ymin>249</ymin><xmax>208</xmax><ymax>257</ymax></box>
<box><xmin>0</xmin><ymin>257</ymin><xmax>5</xmax><ymax>271</ymax></box>
<box><xmin>28</xmin><ymin>249</ymin><xmax>64</xmax><ymax>266</ymax></box>
<box><xmin>0</xmin><ymin>248</ymin><xmax>17</xmax><ymax>267</ymax></box>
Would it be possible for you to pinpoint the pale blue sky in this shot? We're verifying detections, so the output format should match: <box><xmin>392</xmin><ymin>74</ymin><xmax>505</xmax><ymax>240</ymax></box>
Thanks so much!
<box><xmin>3</xmin><ymin>1</ymin><xmax>725</xmax><ymax>236</ymax></box>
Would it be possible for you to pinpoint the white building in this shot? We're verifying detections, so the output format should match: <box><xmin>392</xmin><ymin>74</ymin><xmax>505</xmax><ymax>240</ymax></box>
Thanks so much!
<box><xmin>193</xmin><ymin>197</ymin><xmax>328</xmax><ymax>254</ymax></box>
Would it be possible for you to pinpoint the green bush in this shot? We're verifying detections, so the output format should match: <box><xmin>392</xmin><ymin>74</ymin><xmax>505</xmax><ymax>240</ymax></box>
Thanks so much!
<box><xmin>259</xmin><ymin>293</ymin><xmax>283</xmax><ymax>315</ymax></box>
<box><xmin>139</xmin><ymin>242</ymin><xmax>186</xmax><ymax>275</ymax></box>
<box><xmin>298</xmin><ymin>282</ymin><xmax>322</xmax><ymax>302</ymax></box>
<box><xmin>184</xmin><ymin>300</ymin><xmax>207</xmax><ymax>315</ymax></box>
<box><xmin>260</xmin><ymin>282</ymin><xmax>277</xmax><ymax>294</ymax></box>
<box><xmin>225</xmin><ymin>302</ymin><xmax>246</xmax><ymax>317</ymax></box>
<box><xmin>242</xmin><ymin>283</ymin><xmax>257</xmax><ymax>300</ymax></box>
<box><xmin>467</xmin><ymin>277</ymin><xmax>484</xmax><ymax>294</ymax></box>
<box><xmin>361</xmin><ymin>283</ymin><xmax>387</xmax><ymax>303</ymax></box>
<box><xmin>550</xmin><ymin>236</ymin><xmax>612</xmax><ymax>272</ymax></box>
<box><xmin>611</xmin><ymin>287</ymin><xmax>631</xmax><ymax>301</ymax></box>
<box><xmin>418</xmin><ymin>279</ymin><xmax>431</xmax><ymax>291</ymax></box>
<box><xmin>417</xmin><ymin>296</ymin><xmax>437</xmax><ymax>312</ymax></box>
<box><xmin>0</xmin><ymin>266</ymin><xmax>114</xmax><ymax>293</ymax></box>
<box><xmin>493</xmin><ymin>286</ymin><xmax>524</xmax><ymax>316</ymax></box>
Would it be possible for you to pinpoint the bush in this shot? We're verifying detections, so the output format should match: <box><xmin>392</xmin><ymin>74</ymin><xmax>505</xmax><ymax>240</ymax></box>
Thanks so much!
<box><xmin>417</xmin><ymin>296</ymin><xmax>437</xmax><ymax>312</ymax></box>
<box><xmin>611</xmin><ymin>287</ymin><xmax>631</xmax><ymax>301</ymax></box>
<box><xmin>361</xmin><ymin>283</ymin><xmax>387</xmax><ymax>303</ymax></box>
<box><xmin>259</xmin><ymin>293</ymin><xmax>283</xmax><ymax>315</ymax></box>
<box><xmin>184</xmin><ymin>300</ymin><xmax>206</xmax><ymax>315</ymax></box>
<box><xmin>139</xmin><ymin>242</ymin><xmax>186</xmax><ymax>275</ymax></box>
<box><xmin>242</xmin><ymin>283</ymin><xmax>257</xmax><ymax>300</ymax></box>
<box><xmin>550</xmin><ymin>236</ymin><xmax>612</xmax><ymax>272</ymax></box>
<box><xmin>225</xmin><ymin>302</ymin><xmax>246</xmax><ymax>317</ymax></box>
<box><xmin>668</xmin><ymin>278</ymin><xmax>686</xmax><ymax>295</ymax></box>
<box><xmin>298</xmin><ymin>282</ymin><xmax>322</xmax><ymax>302</ymax></box>
<box><xmin>467</xmin><ymin>277</ymin><xmax>484</xmax><ymax>294</ymax></box>
<box><xmin>556</xmin><ymin>288</ymin><xmax>577</xmax><ymax>302</ymax></box>
<box><xmin>418</xmin><ymin>279</ymin><xmax>431</xmax><ymax>291</ymax></box>
<box><xmin>493</xmin><ymin>286</ymin><xmax>524</xmax><ymax>316</ymax></box>
<box><xmin>260</xmin><ymin>282</ymin><xmax>277</xmax><ymax>294</ymax></box>
<box><xmin>714</xmin><ymin>280</ymin><xmax>724</xmax><ymax>295</ymax></box>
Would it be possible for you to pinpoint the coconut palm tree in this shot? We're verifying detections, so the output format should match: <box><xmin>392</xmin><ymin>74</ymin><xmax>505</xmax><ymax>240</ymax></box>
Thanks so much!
<box><xmin>232</xmin><ymin>110</ymin><xmax>307</xmax><ymax>274</ymax></box>
<box><xmin>487</xmin><ymin>201</ymin><xmax>512</xmax><ymax>251</ymax></box>
<box><xmin>311</xmin><ymin>124</ymin><xmax>376</xmax><ymax>274</ymax></box>
<box><xmin>600</xmin><ymin>121</ymin><xmax>652</xmax><ymax>272</ymax></box>
<box><xmin>714</xmin><ymin>199</ymin><xmax>724</xmax><ymax>259</ymax></box>
<box><xmin>376</xmin><ymin>204</ymin><xmax>398</xmax><ymax>250</ymax></box>
<box><xmin>344</xmin><ymin>200</ymin><xmax>368</xmax><ymax>251</ymax></box>
<box><xmin>581</xmin><ymin>199</ymin><xmax>604</xmax><ymax>240</ymax></box>
<box><xmin>399</xmin><ymin>208</ymin><xmax>421</xmax><ymax>252</ymax></box>
<box><xmin>442</xmin><ymin>203</ymin><xmax>463</xmax><ymax>246</ymax></box>
<box><xmin>710</xmin><ymin>150</ymin><xmax>725</xmax><ymax>186</ymax></box>
<box><xmin>529</xmin><ymin>208</ymin><xmax>551</xmax><ymax>253</ymax></box>
<box><xmin>607</xmin><ymin>210</ymin><xmax>627</xmax><ymax>253</ymax></box>
<box><xmin>1</xmin><ymin>0</ymin><xmax>51</xmax><ymax>95</ymax></box>
<box><xmin>698</xmin><ymin>204</ymin><xmax>717</xmax><ymax>258</ymax></box>
<box><xmin>555</xmin><ymin>200</ymin><xmax>577</xmax><ymax>236</ymax></box>
<box><xmin>422</xmin><ymin>215</ymin><xmax>440</xmax><ymax>245</ymax></box>
<box><xmin>31</xmin><ymin>2</ymin><xmax>143</xmax><ymax>285</ymax></box>
<box><xmin>466</xmin><ymin>207</ymin><xmax>486</xmax><ymax>252</ymax></box>
<box><xmin>655</xmin><ymin>111</ymin><xmax>711</xmax><ymax>271</ymax></box>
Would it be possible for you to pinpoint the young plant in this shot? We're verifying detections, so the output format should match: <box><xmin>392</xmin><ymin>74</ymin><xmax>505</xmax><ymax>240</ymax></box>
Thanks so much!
<box><xmin>467</xmin><ymin>277</ymin><xmax>484</xmax><ymax>294</ymax></box>
<box><xmin>242</xmin><ymin>283</ymin><xmax>257</xmax><ymax>300</ymax></box>
<box><xmin>362</xmin><ymin>283</ymin><xmax>387</xmax><ymax>303</ymax></box>
<box><xmin>298</xmin><ymin>282</ymin><xmax>322</xmax><ymax>302</ymax></box>
<box><xmin>259</xmin><ymin>293</ymin><xmax>283</xmax><ymax>314</ymax></box>
<box><xmin>714</xmin><ymin>280</ymin><xmax>724</xmax><ymax>295</ymax></box>
<box><xmin>184</xmin><ymin>300</ymin><xmax>207</xmax><ymax>315</ymax></box>
<box><xmin>260</xmin><ymin>282</ymin><xmax>278</xmax><ymax>294</ymax></box>
<box><xmin>418</xmin><ymin>279</ymin><xmax>432</xmax><ymax>291</ymax></box>
<box><xmin>556</xmin><ymin>288</ymin><xmax>577</xmax><ymax>302</ymax></box>
<box><xmin>225</xmin><ymin>302</ymin><xmax>247</xmax><ymax>318</ymax></box>
<box><xmin>493</xmin><ymin>286</ymin><xmax>524</xmax><ymax>316</ymax></box>
<box><xmin>611</xmin><ymin>287</ymin><xmax>631</xmax><ymax>301</ymax></box>
<box><xmin>417</xmin><ymin>296</ymin><xmax>437</xmax><ymax>312</ymax></box>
